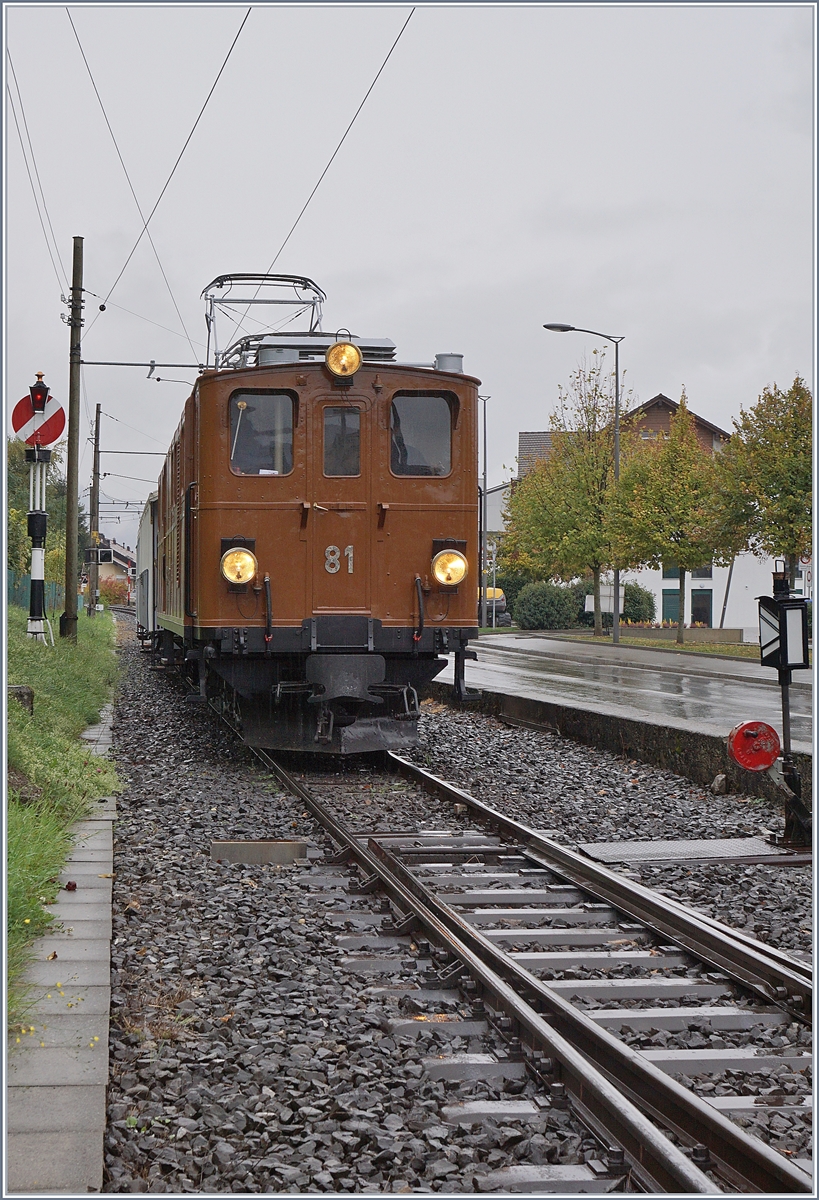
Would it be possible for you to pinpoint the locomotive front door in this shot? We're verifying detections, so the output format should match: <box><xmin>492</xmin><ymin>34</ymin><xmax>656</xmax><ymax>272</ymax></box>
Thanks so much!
<box><xmin>310</xmin><ymin>400</ymin><xmax>371</xmax><ymax>613</ymax></box>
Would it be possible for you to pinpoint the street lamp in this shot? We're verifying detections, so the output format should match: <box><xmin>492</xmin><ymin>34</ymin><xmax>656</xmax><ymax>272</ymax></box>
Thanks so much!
<box><xmin>543</xmin><ymin>324</ymin><xmax>625</xmax><ymax>643</ymax></box>
<box><xmin>478</xmin><ymin>395</ymin><xmax>490</xmax><ymax>629</ymax></box>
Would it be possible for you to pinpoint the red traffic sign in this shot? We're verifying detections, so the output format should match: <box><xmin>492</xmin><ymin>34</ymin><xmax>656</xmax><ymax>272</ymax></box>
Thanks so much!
<box><xmin>11</xmin><ymin>392</ymin><xmax>66</xmax><ymax>447</ymax></box>
<box><xmin>726</xmin><ymin>721</ymin><xmax>781</xmax><ymax>772</ymax></box>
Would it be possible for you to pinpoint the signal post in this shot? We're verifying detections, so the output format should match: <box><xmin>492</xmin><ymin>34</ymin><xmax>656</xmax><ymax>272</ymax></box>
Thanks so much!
<box><xmin>728</xmin><ymin>565</ymin><xmax>812</xmax><ymax>847</ymax></box>
<box><xmin>11</xmin><ymin>374</ymin><xmax>66</xmax><ymax>643</ymax></box>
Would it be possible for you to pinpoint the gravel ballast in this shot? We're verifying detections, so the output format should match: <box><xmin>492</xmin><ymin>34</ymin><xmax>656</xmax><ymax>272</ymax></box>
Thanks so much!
<box><xmin>105</xmin><ymin>636</ymin><xmax>598</xmax><ymax>1192</ymax></box>
<box><xmin>104</xmin><ymin>631</ymin><xmax>812</xmax><ymax>1190</ymax></box>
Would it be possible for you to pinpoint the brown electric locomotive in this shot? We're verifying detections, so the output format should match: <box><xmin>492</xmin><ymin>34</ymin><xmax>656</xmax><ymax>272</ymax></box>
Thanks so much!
<box><xmin>137</xmin><ymin>275</ymin><xmax>479</xmax><ymax>753</ymax></box>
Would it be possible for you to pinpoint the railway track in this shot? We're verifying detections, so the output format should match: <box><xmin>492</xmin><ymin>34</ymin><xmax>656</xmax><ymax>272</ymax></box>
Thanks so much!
<box><xmin>248</xmin><ymin>748</ymin><xmax>812</xmax><ymax>1195</ymax></box>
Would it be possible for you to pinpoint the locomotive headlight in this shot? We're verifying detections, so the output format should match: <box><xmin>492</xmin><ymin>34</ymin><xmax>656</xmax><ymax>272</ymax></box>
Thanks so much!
<box><xmin>220</xmin><ymin>547</ymin><xmax>258</xmax><ymax>584</ymax></box>
<box><xmin>325</xmin><ymin>341</ymin><xmax>362</xmax><ymax>377</ymax></box>
<box><xmin>431</xmin><ymin>549</ymin><xmax>468</xmax><ymax>587</ymax></box>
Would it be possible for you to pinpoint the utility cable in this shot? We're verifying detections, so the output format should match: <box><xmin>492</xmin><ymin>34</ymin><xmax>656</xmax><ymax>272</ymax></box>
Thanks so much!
<box><xmin>84</xmin><ymin>289</ymin><xmax>206</xmax><ymax>347</ymax></box>
<box><xmin>101</xmin><ymin>411</ymin><xmax>167</xmax><ymax>445</ymax></box>
<box><xmin>102</xmin><ymin>472</ymin><xmax>159</xmax><ymax>484</ymax></box>
<box><xmin>66</xmin><ymin>10</ymin><xmax>197</xmax><ymax>358</ymax></box>
<box><xmin>85</xmin><ymin>5</ymin><xmax>252</xmax><ymax>327</ymax></box>
<box><xmin>222</xmin><ymin>7</ymin><xmax>415</xmax><ymax>347</ymax></box>
<box><xmin>6</xmin><ymin>84</ymin><xmax>65</xmax><ymax>293</ymax></box>
<box><xmin>6</xmin><ymin>49</ymin><xmax>70</xmax><ymax>290</ymax></box>
<box><xmin>267</xmin><ymin>7</ymin><xmax>414</xmax><ymax>272</ymax></box>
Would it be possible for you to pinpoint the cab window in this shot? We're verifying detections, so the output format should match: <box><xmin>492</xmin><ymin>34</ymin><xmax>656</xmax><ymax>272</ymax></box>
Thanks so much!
<box><xmin>390</xmin><ymin>392</ymin><xmax>452</xmax><ymax>476</ymax></box>
<box><xmin>229</xmin><ymin>391</ymin><xmax>294</xmax><ymax>475</ymax></box>
<box><xmin>324</xmin><ymin>407</ymin><xmax>360</xmax><ymax>476</ymax></box>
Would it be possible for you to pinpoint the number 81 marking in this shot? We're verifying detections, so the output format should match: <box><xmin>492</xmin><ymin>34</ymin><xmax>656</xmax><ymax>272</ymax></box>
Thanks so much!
<box><xmin>325</xmin><ymin>545</ymin><xmax>354</xmax><ymax>574</ymax></box>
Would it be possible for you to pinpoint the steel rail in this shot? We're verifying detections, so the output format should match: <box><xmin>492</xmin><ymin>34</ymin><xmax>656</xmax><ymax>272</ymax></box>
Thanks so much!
<box><xmin>368</xmin><ymin>838</ymin><xmax>812</xmax><ymax>1196</ymax></box>
<box><xmin>256</xmin><ymin>750</ymin><xmax>718</xmax><ymax>1193</ymax></box>
<box><xmin>390</xmin><ymin>754</ymin><xmax>812</xmax><ymax>1015</ymax></box>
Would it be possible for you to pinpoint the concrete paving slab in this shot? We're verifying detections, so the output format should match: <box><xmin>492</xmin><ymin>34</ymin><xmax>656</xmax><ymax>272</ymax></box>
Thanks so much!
<box><xmin>23</xmin><ymin>986</ymin><xmax>110</xmax><ymax>1016</ymax></box>
<box><xmin>6</xmin><ymin>1084</ymin><xmax>105</xmax><ymax>1133</ymax></box>
<box><xmin>7</xmin><ymin>1044</ymin><xmax>108</xmax><ymax>1087</ymax></box>
<box><xmin>47</xmin><ymin>890</ymin><xmax>114</xmax><ymax>909</ymax></box>
<box><xmin>66</xmin><ymin>847</ymin><xmax>111</xmax><ymax>863</ymax></box>
<box><xmin>23</xmin><ymin>955</ymin><xmax>110</xmax><ymax>988</ymax></box>
<box><xmin>47</xmin><ymin>918</ymin><xmax>112</xmax><ymax>940</ymax></box>
<box><xmin>31</xmin><ymin>936</ymin><xmax>111</xmax><ymax>962</ymax></box>
<box><xmin>56</xmin><ymin>873</ymin><xmax>113</xmax><ymax>891</ymax></box>
<box><xmin>71</xmin><ymin>827</ymin><xmax>113</xmax><ymax>848</ymax></box>
<box><xmin>11</xmin><ymin>1015</ymin><xmax>108</xmax><ymax>1048</ymax></box>
<box><xmin>6</xmin><ymin>1131</ymin><xmax>103</xmax><ymax>1193</ymax></box>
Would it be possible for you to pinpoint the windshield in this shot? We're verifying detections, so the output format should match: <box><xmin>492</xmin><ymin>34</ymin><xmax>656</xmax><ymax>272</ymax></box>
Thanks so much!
<box><xmin>390</xmin><ymin>393</ymin><xmax>452</xmax><ymax>476</ymax></box>
<box><xmin>229</xmin><ymin>391</ymin><xmax>294</xmax><ymax>475</ymax></box>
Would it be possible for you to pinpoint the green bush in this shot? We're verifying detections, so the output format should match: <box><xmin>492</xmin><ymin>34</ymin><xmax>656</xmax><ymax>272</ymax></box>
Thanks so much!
<box><xmin>495</xmin><ymin>566</ymin><xmax>535</xmax><ymax>613</ymax></box>
<box><xmin>513</xmin><ymin>581</ymin><xmax>579</xmax><ymax>630</ymax></box>
<box><xmin>624</xmin><ymin>582</ymin><xmax>657</xmax><ymax>623</ymax></box>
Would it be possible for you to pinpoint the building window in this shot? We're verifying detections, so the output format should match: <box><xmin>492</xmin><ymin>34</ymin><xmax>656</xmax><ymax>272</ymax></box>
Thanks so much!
<box><xmin>662</xmin><ymin>563</ymin><xmax>680</xmax><ymax>579</ymax></box>
<box><xmin>691</xmin><ymin>565</ymin><xmax>713</xmax><ymax>578</ymax></box>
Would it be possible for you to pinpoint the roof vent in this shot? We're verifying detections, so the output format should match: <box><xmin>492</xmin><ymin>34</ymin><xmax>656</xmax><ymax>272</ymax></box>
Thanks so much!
<box><xmin>259</xmin><ymin>345</ymin><xmax>300</xmax><ymax>366</ymax></box>
<box><xmin>435</xmin><ymin>353</ymin><xmax>463</xmax><ymax>373</ymax></box>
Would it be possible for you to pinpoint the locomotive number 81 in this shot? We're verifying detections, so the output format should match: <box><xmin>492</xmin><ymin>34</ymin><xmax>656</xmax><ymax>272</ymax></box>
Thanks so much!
<box><xmin>136</xmin><ymin>274</ymin><xmax>479</xmax><ymax>754</ymax></box>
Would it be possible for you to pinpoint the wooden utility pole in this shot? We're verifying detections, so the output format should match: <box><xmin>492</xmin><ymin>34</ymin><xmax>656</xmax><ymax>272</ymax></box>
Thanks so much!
<box><xmin>60</xmin><ymin>236</ymin><xmax>83</xmax><ymax>639</ymax></box>
<box><xmin>88</xmin><ymin>402</ymin><xmax>101</xmax><ymax>617</ymax></box>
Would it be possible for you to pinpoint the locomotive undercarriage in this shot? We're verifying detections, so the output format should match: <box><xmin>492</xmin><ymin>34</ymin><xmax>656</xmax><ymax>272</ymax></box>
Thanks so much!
<box><xmin>157</xmin><ymin>613</ymin><xmax>476</xmax><ymax>753</ymax></box>
<box><xmin>204</xmin><ymin>652</ymin><xmax>443</xmax><ymax>753</ymax></box>
<box><xmin>177</xmin><ymin>640</ymin><xmax>447</xmax><ymax>754</ymax></box>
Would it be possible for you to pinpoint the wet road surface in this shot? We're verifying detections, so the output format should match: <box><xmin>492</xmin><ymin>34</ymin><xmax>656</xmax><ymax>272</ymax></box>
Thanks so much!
<box><xmin>439</xmin><ymin>634</ymin><xmax>812</xmax><ymax>753</ymax></box>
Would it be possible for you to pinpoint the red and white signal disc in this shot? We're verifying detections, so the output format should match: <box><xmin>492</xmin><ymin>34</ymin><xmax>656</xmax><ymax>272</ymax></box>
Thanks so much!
<box><xmin>11</xmin><ymin>393</ymin><xmax>66</xmax><ymax>447</ymax></box>
<box><xmin>726</xmin><ymin>721</ymin><xmax>780</xmax><ymax>772</ymax></box>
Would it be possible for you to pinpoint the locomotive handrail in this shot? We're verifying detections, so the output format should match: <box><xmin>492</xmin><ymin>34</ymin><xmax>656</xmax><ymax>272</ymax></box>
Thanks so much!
<box><xmin>184</xmin><ymin>482</ymin><xmax>197</xmax><ymax>618</ymax></box>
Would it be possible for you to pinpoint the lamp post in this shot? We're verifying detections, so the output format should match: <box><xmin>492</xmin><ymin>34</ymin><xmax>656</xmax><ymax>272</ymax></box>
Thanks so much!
<box><xmin>543</xmin><ymin>323</ymin><xmax>625</xmax><ymax>643</ymax></box>
<box><xmin>479</xmin><ymin>394</ymin><xmax>490</xmax><ymax>629</ymax></box>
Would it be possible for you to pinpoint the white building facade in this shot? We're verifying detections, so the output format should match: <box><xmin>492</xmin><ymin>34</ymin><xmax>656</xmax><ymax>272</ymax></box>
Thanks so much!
<box><xmin>622</xmin><ymin>556</ymin><xmax>812</xmax><ymax>643</ymax></box>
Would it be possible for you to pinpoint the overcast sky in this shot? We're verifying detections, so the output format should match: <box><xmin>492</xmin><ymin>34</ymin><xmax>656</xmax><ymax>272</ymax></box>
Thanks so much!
<box><xmin>4</xmin><ymin>2</ymin><xmax>814</xmax><ymax>549</ymax></box>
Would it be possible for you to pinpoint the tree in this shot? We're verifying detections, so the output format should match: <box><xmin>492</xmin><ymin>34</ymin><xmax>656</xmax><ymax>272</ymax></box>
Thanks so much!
<box><xmin>502</xmin><ymin>351</ymin><xmax>625</xmax><ymax>635</ymax></box>
<box><xmin>714</xmin><ymin>376</ymin><xmax>812</xmax><ymax>587</ymax></box>
<box><xmin>610</xmin><ymin>392</ymin><xmax>728</xmax><ymax>644</ymax></box>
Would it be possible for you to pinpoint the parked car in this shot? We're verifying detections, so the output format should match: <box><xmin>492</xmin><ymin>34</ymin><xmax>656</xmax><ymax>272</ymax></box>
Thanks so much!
<box><xmin>478</xmin><ymin>587</ymin><xmax>512</xmax><ymax>626</ymax></box>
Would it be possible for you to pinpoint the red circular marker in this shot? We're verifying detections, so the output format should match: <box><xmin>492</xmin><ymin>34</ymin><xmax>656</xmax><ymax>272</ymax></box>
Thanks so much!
<box><xmin>726</xmin><ymin>721</ymin><xmax>781</xmax><ymax>772</ymax></box>
<box><xmin>11</xmin><ymin>393</ymin><xmax>66</xmax><ymax>447</ymax></box>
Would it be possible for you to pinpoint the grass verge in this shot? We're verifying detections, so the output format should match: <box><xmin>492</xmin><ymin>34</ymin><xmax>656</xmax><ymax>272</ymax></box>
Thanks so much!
<box><xmin>6</xmin><ymin>605</ymin><xmax>119</xmax><ymax>1026</ymax></box>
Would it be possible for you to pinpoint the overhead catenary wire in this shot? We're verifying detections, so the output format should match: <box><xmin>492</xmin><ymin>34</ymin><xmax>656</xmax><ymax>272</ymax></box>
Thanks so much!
<box><xmin>101</xmin><ymin>411</ymin><xmax>167</xmax><ymax>446</ymax></box>
<box><xmin>84</xmin><ymin>289</ymin><xmax>207</xmax><ymax>348</ymax></box>
<box><xmin>102</xmin><ymin>472</ymin><xmax>159</xmax><ymax>484</ymax></box>
<box><xmin>6</xmin><ymin>49</ymin><xmax>70</xmax><ymax>290</ymax></box>
<box><xmin>5</xmin><ymin>79</ymin><xmax>66</xmax><ymax>293</ymax></box>
<box><xmin>84</xmin><ymin>5</ymin><xmax>252</xmax><ymax>331</ymax></box>
<box><xmin>267</xmin><ymin>7</ymin><xmax>415</xmax><ymax>272</ymax></box>
<box><xmin>223</xmin><ymin>7</ymin><xmax>415</xmax><ymax>347</ymax></box>
<box><xmin>66</xmin><ymin>9</ymin><xmax>198</xmax><ymax>359</ymax></box>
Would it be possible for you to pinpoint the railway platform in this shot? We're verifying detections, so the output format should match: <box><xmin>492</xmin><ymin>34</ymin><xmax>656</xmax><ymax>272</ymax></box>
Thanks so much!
<box><xmin>435</xmin><ymin>632</ymin><xmax>812</xmax><ymax>803</ymax></box>
<box><xmin>462</xmin><ymin>633</ymin><xmax>811</xmax><ymax>749</ymax></box>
